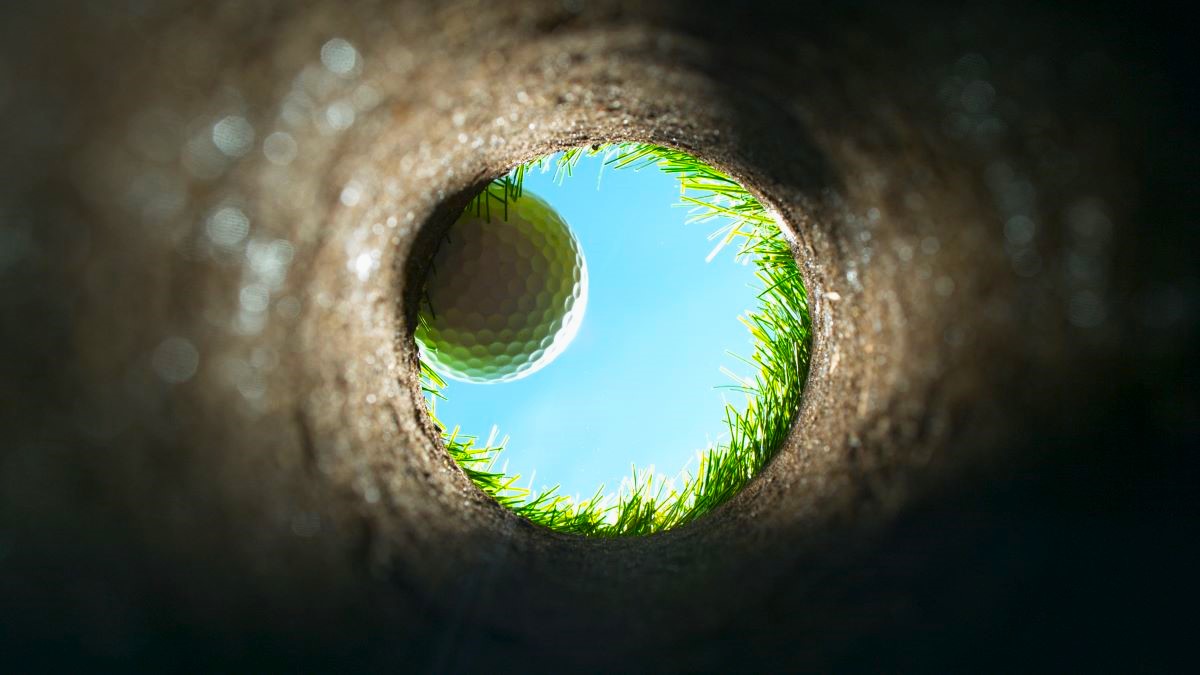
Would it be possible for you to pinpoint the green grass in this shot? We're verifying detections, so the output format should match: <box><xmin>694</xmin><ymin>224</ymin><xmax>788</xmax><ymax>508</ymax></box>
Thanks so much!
<box><xmin>419</xmin><ymin>143</ymin><xmax>812</xmax><ymax>536</ymax></box>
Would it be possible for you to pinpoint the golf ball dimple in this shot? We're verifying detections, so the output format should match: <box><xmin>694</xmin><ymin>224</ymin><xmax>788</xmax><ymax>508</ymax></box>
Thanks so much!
<box><xmin>416</xmin><ymin>191</ymin><xmax>588</xmax><ymax>384</ymax></box>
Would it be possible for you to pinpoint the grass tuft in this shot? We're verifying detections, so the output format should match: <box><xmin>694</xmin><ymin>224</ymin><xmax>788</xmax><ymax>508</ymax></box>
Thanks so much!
<box><xmin>420</xmin><ymin>143</ymin><xmax>811</xmax><ymax>536</ymax></box>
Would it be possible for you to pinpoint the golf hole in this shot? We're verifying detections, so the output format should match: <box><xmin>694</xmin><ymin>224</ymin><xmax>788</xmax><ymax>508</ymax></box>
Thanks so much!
<box><xmin>415</xmin><ymin>144</ymin><xmax>812</xmax><ymax>536</ymax></box>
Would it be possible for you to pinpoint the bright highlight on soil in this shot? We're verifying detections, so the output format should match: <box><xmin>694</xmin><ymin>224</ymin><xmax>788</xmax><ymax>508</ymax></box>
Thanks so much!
<box><xmin>416</xmin><ymin>144</ymin><xmax>812</xmax><ymax>536</ymax></box>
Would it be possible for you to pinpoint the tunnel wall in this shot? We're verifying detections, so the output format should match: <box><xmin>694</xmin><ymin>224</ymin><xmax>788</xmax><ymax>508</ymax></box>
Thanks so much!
<box><xmin>1</xmin><ymin>0</ymin><xmax>1195</xmax><ymax>670</ymax></box>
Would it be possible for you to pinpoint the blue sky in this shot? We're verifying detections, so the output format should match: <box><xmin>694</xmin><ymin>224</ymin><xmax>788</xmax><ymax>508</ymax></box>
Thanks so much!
<box><xmin>431</xmin><ymin>151</ymin><xmax>761</xmax><ymax>500</ymax></box>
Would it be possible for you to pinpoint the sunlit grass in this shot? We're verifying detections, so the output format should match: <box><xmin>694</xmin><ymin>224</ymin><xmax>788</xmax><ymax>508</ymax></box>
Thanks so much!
<box><xmin>420</xmin><ymin>143</ymin><xmax>812</xmax><ymax>536</ymax></box>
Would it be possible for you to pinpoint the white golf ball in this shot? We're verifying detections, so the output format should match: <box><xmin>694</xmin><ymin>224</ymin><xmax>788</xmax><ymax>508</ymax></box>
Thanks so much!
<box><xmin>416</xmin><ymin>191</ymin><xmax>588</xmax><ymax>384</ymax></box>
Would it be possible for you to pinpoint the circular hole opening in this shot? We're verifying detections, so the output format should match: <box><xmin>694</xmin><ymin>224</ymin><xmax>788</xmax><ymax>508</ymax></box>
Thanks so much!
<box><xmin>412</xmin><ymin>143</ymin><xmax>812</xmax><ymax>536</ymax></box>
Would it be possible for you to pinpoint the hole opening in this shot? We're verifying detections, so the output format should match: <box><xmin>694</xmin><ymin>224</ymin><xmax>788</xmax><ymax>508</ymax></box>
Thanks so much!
<box><xmin>407</xmin><ymin>142</ymin><xmax>814</xmax><ymax>536</ymax></box>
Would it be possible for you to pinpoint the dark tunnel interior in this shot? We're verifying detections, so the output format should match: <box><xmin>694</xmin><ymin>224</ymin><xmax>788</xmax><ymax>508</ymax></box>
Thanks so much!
<box><xmin>1</xmin><ymin>0</ymin><xmax>1197</xmax><ymax>670</ymax></box>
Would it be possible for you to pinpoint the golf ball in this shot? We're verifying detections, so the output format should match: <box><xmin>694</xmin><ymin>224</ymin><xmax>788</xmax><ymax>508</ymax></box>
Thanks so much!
<box><xmin>416</xmin><ymin>191</ymin><xmax>588</xmax><ymax>383</ymax></box>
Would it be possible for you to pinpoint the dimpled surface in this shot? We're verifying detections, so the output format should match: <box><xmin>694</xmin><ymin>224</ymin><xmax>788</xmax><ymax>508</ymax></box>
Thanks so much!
<box><xmin>416</xmin><ymin>192</ymin><xmax>588</xmax><ymax>383</ymax></box>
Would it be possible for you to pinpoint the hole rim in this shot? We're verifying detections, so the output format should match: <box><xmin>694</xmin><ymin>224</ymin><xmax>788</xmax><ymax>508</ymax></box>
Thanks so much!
<box><xmin>397</xmin><ymin>137</ymin><xmax>825</xmax><ymax>539</ymax></box>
